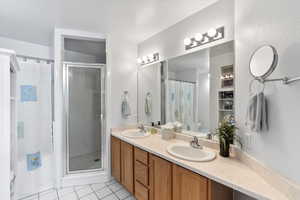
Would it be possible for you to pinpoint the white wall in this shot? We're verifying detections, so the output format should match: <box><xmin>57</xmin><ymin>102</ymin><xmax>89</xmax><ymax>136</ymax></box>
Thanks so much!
<box><xmin>138</xmin><ymin>0</ymin><xmax>234</xmax><ymax>61</ymax></box>
<box><xmin>235</xmin><ymin>0</ymin><xmax>300</xmax><ymax>184</ymax></box>
<box><xmin>107</xmin><ymin>35</ymin><xmax>138</xmax><ymax>128</ymax></box>
<box><xmin>172</xmin><ymin>69</ymin><xmax>197</xmax><ymax>82</ymax></box>
<box><xmin>0</xmin><ymin>36</ymin><xmax>52</xmax><ymax>60</ymax></box>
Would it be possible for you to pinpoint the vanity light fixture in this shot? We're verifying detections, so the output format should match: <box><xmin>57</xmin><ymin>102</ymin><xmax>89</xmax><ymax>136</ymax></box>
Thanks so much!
<box><xmin>137</xmin><ymin>53</ymin><xmax>160</xmax><ymax>66</ymax></box>
<box><xmin>184</xmin><ymin>26</ymin><xmax>225</xmax><ymax>50</ymax></box>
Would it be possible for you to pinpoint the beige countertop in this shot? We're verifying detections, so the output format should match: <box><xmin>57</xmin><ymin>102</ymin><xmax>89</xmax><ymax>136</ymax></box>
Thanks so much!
<box><xmin>111</xmin><ymin>129</ymin><xmax>289</xmax><ymax>200</ymax></box>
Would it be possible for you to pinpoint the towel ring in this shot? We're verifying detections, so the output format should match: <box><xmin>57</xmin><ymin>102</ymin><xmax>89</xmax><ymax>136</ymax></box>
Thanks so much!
<box><xmin>249</xmin><ymin>79</ymin><xmax>265</xmax><ymax>95</ymax></box>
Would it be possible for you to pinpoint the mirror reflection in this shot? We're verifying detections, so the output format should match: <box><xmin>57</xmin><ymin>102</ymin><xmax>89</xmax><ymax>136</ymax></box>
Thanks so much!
<box><xmin>138</xmin><ymin>41</ymin><xmax>235</xmax><ymax>138</ymax></box>
<box><xmin>166</xmin><ymin>50</ymin><xmax>210</xmax><ymax>135</ymax></box>
<box><xmin>138</xmin><ymin>62</ymin><xmax>162</xmax><ymax>124</ymax></box>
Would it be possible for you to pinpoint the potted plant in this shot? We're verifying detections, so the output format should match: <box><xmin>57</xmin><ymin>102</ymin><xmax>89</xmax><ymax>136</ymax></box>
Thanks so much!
<box><xmin>215</xmin><ymin>120</ymin><xmax>241</xmax><ymax>157</ymax></box>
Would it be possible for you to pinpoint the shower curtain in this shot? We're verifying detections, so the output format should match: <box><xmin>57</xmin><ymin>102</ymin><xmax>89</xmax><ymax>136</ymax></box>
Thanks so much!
<box><xmin>15</xmin><ymin>59</ymin><xmax>54</xmax><ymax>198</ymax></box>
<box><xmin>167</xmin><ymin>80</ymin><xmax>195</xmax><ymax>130</ymax></box>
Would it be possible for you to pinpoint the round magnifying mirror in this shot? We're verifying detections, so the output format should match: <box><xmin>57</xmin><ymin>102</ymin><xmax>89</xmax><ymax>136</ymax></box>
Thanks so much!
<box><xmin>249</xmin><ymin>45</ymin><xmax>278</xmax><ymax>80</ymax></box>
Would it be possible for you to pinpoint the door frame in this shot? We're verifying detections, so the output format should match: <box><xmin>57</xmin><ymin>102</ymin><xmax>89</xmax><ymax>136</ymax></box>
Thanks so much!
<box><xmin>54</xmin><ymin>29</ymin><xmax>110</xmax><ymax>188</ymax></box>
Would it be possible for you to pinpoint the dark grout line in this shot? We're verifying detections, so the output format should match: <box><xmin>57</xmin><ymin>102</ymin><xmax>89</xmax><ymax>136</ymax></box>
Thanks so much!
<box><xmin>106</xmin><ymin>185</ymin><xmax>121</xmax><ymax>200</ymax></box>
<box><xmin>73</xmin><ymin>186</ymin><xmax>80</xmax><ymax>200</ymax></box>
<box><xmin>55</xmin><ymin>189</ymin><xmax>60</xmax><ymax>200</ymax></box>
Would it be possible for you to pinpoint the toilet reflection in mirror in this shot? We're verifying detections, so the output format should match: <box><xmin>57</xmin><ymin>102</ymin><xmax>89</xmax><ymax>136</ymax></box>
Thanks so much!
<box><xmin>138</xmin><ymin>41</ymin><xmax>235</xmax><ymax>138</ymax></box>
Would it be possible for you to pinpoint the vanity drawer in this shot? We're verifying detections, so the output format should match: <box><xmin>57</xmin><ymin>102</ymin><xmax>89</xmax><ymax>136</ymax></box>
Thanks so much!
<box><xmin>135</xmin><ymin>180</ymin><xmax>149</xmax><ymax>200</ymax></box>
<box><xmin>134</xmin><ymin>147</ymin><xmax>149</xmax><ymax>165</ymax></box>
<box><xmin>135</xmin><ymin>160</ymin><xmax>149</xmax><ymax>186</ymax></box>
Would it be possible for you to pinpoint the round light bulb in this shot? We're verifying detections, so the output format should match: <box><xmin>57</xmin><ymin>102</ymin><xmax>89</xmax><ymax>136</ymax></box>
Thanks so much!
<box><xmin>142</xmin><ymin>56</ymin><xmax>148</xmax><ymax>62</ymax></box>
<box><xmin>184</xmin><ymin>38</ymin><xmax>192</xmax><ymax>46</ymax></box>
<box><xmin>137</xmin><ymin>58</ymin><xmax>142</xmax><ymax>64</ymax></box>
<box><xmin>207</xmin><ymin>28</ymin><xmax>217</xmax><ymax>38</ymax></box>
<box><xmin>147</xmin><ymin>54</ymin><xmax>153</xmax><ymax>62</ymax></box>
<box><xmin>195</xmin><ymin>33</ymin><xmax>203</xmax><ymax>42</ymax></box>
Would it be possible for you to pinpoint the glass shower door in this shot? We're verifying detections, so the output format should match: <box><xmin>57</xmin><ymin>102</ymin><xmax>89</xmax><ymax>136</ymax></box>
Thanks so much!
<box><xmin>65</xmin><ymin>63</ymin><xmax>105</xmax><ymax>173</ymax></box>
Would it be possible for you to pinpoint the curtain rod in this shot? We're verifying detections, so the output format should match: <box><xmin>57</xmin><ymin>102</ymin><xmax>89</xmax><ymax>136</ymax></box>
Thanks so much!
<box><xmin>17</xmin><ymin>54</ymin><xmax>54</xmax><ymax>63</ymax></box>
<box><xmin>168</xmin><ymin>78</ymin><xmax>196</xmax><ymax>84</ymax></box>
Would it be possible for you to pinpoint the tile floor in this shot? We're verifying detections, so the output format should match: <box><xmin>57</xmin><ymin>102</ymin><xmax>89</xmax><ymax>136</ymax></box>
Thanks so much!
<box><xmin>19</xmin><ymin>179</ymin><xmax>136</xmax><ymax>200</ymax></box>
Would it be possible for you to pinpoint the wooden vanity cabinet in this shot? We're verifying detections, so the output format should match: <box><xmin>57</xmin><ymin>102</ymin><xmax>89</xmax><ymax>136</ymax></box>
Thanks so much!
<box><xmin>111</xmin><ymin>136</ymin><xmax>121</xmax><ymax>182</ymax></box>
<box><xmin>149</xmin><ymin>154</ymin><xmax>172</xmax><ymax>200</ymax></box>
<box><xmin>111</xmin><ymin>136</ymin><xmax>233</xmax><ymax>200</ymax></box>
<box><xmin>111</xmin><ymin>136</ymin><xmax>134</xmax><ymax>193</ymax></box>
<box><xmin>121</xmin><ymin>141</ymin><xmax>134</xmax><ymax>193</ymax></box>
<box><xmin>134</xmin><ymin>147</ymin><xmax>150</xmax><ymax>200</ymax></box>
<box><xmin>173</xmin><ymin>165</ymin><xmax>233</xmax><ymax>200</ymax></box>
<box><xmin>173</xmin><ymin>165</ymin><xmax>208</xmax><ymax>200</ymax></box>
<box><xmin>208</xmin><ymin>179</ymin><xmax>233</xmax><ymax>200</ymax></box>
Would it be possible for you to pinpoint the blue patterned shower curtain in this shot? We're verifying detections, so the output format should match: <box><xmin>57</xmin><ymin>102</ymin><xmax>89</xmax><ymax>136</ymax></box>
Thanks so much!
<box><xmin>167</xmin><ymin>80</ymin><xmax>195</xmax><ymax>130</ymax></box>
<box><xmin>15</xmin><ymin>59</ymin><xmax>54</xmax><ymax>198</ymax></box>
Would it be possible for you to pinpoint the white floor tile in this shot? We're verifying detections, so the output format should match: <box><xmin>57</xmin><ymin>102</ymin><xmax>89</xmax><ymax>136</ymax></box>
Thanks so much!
<box><xmin>107</xmin><ymin>182</ymin><xmax>123</xmax><ymax>192</ymax></box>
<box><xmin>115</xmin><ymin>189</ymin><xmax>130</xmax><ymax>199</ymax></box>
<box><xmin>102</xmin><ymin>194</ymin><xmax>118</xmax><ymax>200</ymax></box>
<box><xmin>21</xmin><ymin>195</ymin><xmax>38</xmax><ymax>200</ymax></box>
<box><xmin>91</xmin><ymin>183</ymin><xmax>106</xmax><ymax>191</ymax></box>
<box><xmin>80</xmin><ymin>193</ymin><xmax>98</xmax><ymax>200</ymax></box>
<box><xmin>57</xmin><ymin>187</ymin><xmax>75</xmax><ymax>198</ymax></box>
<box><xmin>75</xmin><ymin>186</ymin><xmax>93</xmax><ymax>198</ymax></box>
<box><xmin>39</xmin><ymin>189</ymin><xmax>58</xmax><ymax>200</ymax></box>
<box><xmin>75</xmin><ymin>185</ymin><xmax>87</xmax><ymax>191</ymax></box>
<box><xmin>95</xmin><ymin>187</ymin><xmax>112</xmax><ymax>199</ymax></box>
<box><xmin>59</xmin><ymin>192</ymin><xmax>78</xmax><ymax>200</ymax></box>
<box><xmin>124</xmin><ymin>196</ymin><xmax>136</xmax><ymax>200</ymax></box>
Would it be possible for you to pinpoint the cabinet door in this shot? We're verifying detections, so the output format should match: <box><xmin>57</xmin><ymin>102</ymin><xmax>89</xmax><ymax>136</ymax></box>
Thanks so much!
<box><xmin>149</xmin><ymin>155</ymin><xmax>172</xmax><ymax>200</ymax></box>
<box><xmin>111</xmin><ymin>136</ymin><xmax>121</xmax><ymax>182</ymax></box>
<box><xmin>208</xmin><ymin>180</ymin><xmax>233</xmax><ymax>200</ymax></box>
<box><xmin>121</xmin><ymin>141</ymin><xmax>134</xmax><ymax>193</ymax></box>
<box><xmin>173</xmin><ymin>165</ymin><xmax>208</xmax><ymax>200</ymax></box>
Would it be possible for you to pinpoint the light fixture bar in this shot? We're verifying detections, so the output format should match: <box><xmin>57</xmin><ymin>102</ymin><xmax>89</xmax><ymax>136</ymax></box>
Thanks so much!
<box><xmin>137</xmin><ymin>53</ymin><xmax>160</xmax><ymax>66</ymax></box>
<box><xmin>184</xmin><ymin>27</ymin><xmax>225</xmax><ymax>50</ymax></box>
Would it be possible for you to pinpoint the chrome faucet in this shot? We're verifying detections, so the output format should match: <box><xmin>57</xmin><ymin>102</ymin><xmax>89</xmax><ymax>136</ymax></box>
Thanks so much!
<box><xmin>138</xmin><ymin>124</ymin><xmax>146</xmax><ymax>133</ymax></box>
<box><xmin>190</xmin><ymin>136</ymin><xmax>203</xmax><ymax>149</ymax></box>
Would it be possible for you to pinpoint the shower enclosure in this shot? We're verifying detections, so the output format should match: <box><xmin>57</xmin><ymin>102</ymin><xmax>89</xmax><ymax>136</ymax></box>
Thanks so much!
<box><xmin>64</xmin><ymin>62</ymin><xmax>105</xmax><ymax>174</ymax></box>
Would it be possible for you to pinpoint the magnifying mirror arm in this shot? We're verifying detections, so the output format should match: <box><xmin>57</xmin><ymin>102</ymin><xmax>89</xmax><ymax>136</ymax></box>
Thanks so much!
<box><xmin>258</xmin><ymin>76</ymin><xmax>300</xmax><ymax>85</ymax></box>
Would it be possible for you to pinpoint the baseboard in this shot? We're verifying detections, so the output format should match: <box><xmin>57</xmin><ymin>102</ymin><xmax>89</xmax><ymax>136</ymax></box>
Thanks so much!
<box><xmin>61</xmin><ymin>170</ymin><xmax>110</xmax><ymax>188</ymax></box>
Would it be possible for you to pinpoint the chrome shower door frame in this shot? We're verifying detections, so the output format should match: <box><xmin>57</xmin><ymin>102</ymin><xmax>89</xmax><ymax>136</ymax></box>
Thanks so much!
<box><xmin>63</xmin><ymin>62</ymin><xmax>106</xmax><ymax>175</ymax></box>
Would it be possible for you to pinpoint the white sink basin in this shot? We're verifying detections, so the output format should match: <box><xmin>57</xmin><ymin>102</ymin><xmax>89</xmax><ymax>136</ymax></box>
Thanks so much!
<box><xmin>167</xmin><ymin>144</ymin><xmax>216</xmax><ymax>162</ymax></box>
<box><xmin>121</xmin><ymin>129</ymin><xmax>150</xmax><ymax>138</ymax></box>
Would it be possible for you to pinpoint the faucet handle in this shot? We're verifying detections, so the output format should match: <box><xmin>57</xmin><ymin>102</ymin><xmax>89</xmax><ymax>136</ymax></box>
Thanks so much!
<box><xmin>193</xmin><ymin>136</ymin><xmax>198</xmax><ymax>142</ymax></box>
<box><xmin>191</xmin><ymin>136</ymin><xmax>202</xmax><ymax>149</ymax></box>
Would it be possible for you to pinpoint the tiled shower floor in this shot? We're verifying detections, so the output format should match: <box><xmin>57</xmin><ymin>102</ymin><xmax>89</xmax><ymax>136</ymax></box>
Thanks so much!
<box><xmin>19</xmin><ymin>179</ymin><xmax>136</xmax><ymax>200</ymax></box>
<box><xmin>69</xmin><ymin>152</ymin><xmax>102</xmax><ymax>171</ymax></box>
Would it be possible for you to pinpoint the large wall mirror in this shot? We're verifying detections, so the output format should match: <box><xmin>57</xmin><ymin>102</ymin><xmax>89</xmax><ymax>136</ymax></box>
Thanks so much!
<box><xmin>138</xmin><ymin>41</ymin><xmax>235</xmax><ymax>137</ymax></box>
